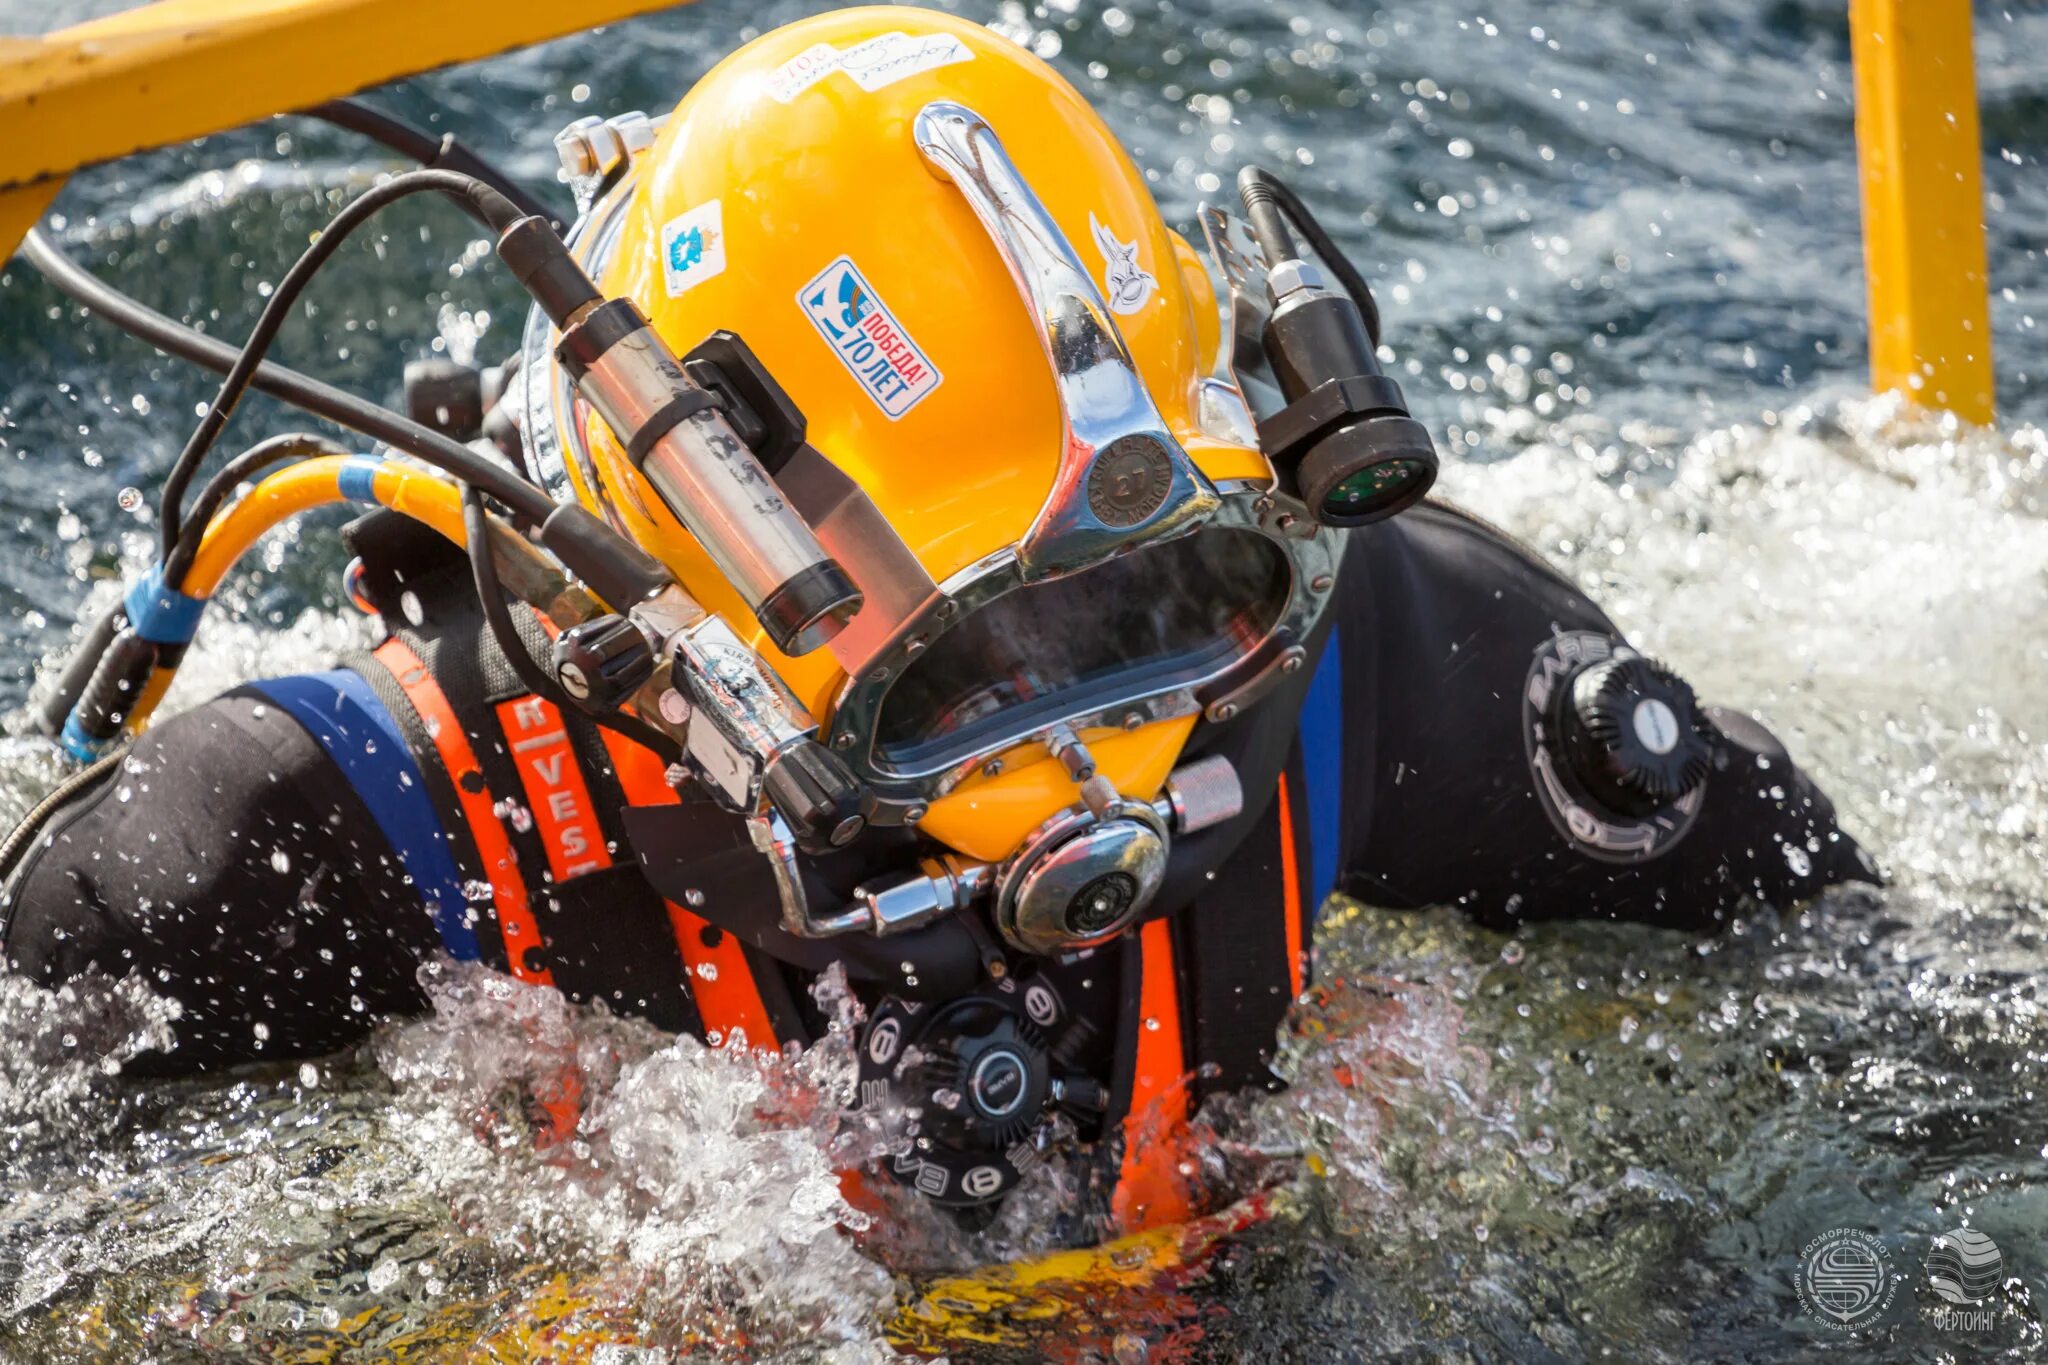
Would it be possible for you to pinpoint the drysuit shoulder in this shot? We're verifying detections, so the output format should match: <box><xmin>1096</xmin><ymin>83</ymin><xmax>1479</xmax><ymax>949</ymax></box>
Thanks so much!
<box><xmin>1324</xmin><ymin>500</ymin><xmax>1873</xmax><ymax>930</ymax></box>
<box><xmin>1</xmin><ymin>691</ymin><xmax>438</xmax><ymax>1071</ymax></box>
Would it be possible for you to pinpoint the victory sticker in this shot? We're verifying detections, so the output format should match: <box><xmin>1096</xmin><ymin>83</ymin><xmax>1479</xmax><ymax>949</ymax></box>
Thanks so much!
<box><xmin>797</xmin><ymin>256</ymin><xmax>942</xmax><ymax>419</ymax></box>
<box><xmin>658</xmin><ymin>200</ymin><xmax>725</xmax><ymax>298</ymax></box>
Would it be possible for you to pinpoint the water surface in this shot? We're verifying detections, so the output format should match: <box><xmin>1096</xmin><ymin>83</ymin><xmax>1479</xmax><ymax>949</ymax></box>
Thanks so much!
<box><xmin>1</xmin><ymin>0</ymin><xmax>2045</xmax><ymax>1359</ymax></box>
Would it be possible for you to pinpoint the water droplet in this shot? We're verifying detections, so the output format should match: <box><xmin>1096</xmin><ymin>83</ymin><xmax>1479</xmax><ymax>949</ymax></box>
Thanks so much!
<box><xmin>270</xmin><ymin>849</ymin><xmax>291</xmax><ymax>874</ymax></box>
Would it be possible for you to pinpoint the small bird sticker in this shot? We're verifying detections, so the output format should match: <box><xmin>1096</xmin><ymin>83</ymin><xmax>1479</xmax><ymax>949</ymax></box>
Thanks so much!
<box><xmin>1090</xmin><ymin>214</ymin><xmax>1157</xmax><ymax>315</ymax></box>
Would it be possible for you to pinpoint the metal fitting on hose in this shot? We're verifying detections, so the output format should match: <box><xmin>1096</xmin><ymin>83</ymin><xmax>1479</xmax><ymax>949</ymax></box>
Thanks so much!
<box><xmin>495</xmin><ymin>212</ymin><xmax>862</xmax><ymax>657</ymax></box>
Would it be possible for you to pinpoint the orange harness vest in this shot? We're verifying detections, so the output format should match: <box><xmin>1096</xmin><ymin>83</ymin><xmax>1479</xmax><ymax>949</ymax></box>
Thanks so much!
<box><xmin>341</xmin><ymin>537</ymin><xmax>1308</xmax><ymax>1227</ymax></box>
<box><xmin>365</xmin><ymin>633</ymin><xmax>780</xmax><ymax>1053</ymax></box>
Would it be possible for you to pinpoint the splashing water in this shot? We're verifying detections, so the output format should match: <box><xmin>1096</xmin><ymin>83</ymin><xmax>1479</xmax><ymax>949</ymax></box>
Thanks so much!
<box><xmin>3</xmin><ymin>0</ymin><xmax>2048</xmax><ymax>1358</ymax></box>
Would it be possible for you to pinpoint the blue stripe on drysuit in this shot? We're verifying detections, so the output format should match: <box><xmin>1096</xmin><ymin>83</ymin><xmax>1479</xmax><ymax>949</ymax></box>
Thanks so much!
<box><xmin>245</xmin><ymin>670</ymin><xmax>481</xmax><ymax>961</ymax></box>
<box><xmin>1299</xmin><ymin>628</ymin><xmax>1344</xmax><ymax>908</ymax></box>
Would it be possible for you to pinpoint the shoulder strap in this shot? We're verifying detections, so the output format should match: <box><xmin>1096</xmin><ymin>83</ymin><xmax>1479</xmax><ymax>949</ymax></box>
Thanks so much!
<box><xmin>1105</xmin><ymin>760</ymin><xmax>1314</xmax><ymax>1231</ymax></box>
<box><xmin>1106</xmin><ymin>916</ymin><xmax>1193</xmax><ymax>1231</ymax></box>
<box><xmin>1170</xmin><ymin>755</ymin><xmax>1312</xmax><ymax>1107</ymax></box>
<box><xmin>373</xmin><ymin>635</ymin><xmax>554</xmax><ymax>988</ymax></box>
<box><xmin>236</xmin><ymin>670</ymin><xmax>484</xmax><ymax>962</ymax></box>
<box><xmin>602</xmin><ymin>728</ymin><xmax>790</xmax><ymax>1052</ymax></box>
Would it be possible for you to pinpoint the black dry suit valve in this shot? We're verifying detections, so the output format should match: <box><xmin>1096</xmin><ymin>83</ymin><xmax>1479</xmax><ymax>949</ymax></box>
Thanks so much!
<box><xmin>1238</xmin><ymin>167</ymin><xmax>1438</xmax><ymax>528</ymax></box>
<box><xmin>497</xmin><ymin>216</ymin><xmax>863</xmax><ymax>658</ymax></box>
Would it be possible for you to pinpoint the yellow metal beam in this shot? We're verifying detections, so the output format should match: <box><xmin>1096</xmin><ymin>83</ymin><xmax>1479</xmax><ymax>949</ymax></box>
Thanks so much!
<box><xmin>0</xmin><ymin>0</ymin><xmax>691</xmax><ymax>254</ymax></box>
<box><xmin>1850</xmin><ymin>0</ymin><xmax>1993</xmax><ymax>424</ymax></box>
<box><xmin>0</xmin><ymin>178</ymin><xmax>61</xmax><ymax>258</ymax></box>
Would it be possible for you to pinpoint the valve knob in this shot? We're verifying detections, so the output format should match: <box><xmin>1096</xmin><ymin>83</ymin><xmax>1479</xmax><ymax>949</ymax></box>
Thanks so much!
<box><xmin>908</xmin><ymin>999</ymin><xmax>1053</xmax><ymax>1153</ymax></box>
<box><xmin>552</xmin><ymin>614</ymin><xmax>656</xmax><ymax>710</ymax></box>
<box><xmin>763</xmin><ymin>739</ymin><xmax>868</xmax><ymax>854</ymax></box>
<box><xmin>1557</xmin><ymin>655</ymin><xmax>1715</xmax><ymax>817</ymax></box>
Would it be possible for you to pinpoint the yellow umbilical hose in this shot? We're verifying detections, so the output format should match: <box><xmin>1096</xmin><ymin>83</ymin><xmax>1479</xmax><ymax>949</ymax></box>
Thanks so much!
<box><xmin>121</xmin><ymin>456</ymin><xmax>469</xmax><ymax>736</ymax></box>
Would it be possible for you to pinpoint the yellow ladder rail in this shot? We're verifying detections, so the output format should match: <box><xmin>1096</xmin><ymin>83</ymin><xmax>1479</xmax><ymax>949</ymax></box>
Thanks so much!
<box><xmin>1851</xmin><ymin>0</ymin><xmax>1994</xmax><ymax>424</ymax></box>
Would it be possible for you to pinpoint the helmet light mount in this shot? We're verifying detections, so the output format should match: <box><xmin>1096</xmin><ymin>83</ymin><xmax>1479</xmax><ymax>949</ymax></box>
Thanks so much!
<box><xmin>1228</xmin><ymin>167</ymin><xmax>1440</xmax><ymax>528</ymax></box>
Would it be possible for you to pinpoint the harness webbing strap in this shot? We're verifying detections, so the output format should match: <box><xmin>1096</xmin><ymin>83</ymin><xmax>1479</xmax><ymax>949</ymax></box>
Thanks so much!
<box><xmin>494</xmin><ymin>695</ymin><xmax>610</xmax><ymax>884</ymax></box>
<box><xmin>372</xmin><ymin>636</ymin><xmax>553</xmax><ymax>989</ymax></box>
<box><xmin>242</xmin><ymin>670</ymin><xmax>481</xmax><ymax>961</ymax></box>
<box><xmin>1113</xmin><ymin>916</ymin><xmax>1193</xmax><ymax>1232</ymax></box>
<box><xmin>599</xmin><ymin>728</ymin><xmax>781</xmax><ymax>1052</ymax></box>
<box><xmin>1275</xmin><ymin>773</ymin><xmax>1307</xmax><ymax>999</ymax></box>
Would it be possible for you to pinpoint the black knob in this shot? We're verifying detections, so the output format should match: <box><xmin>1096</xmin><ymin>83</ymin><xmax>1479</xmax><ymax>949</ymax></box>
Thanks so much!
<box><xmin>762</xmin><ymin>739</ymin><xmax>867</xmax><ymax>854</ymax></box>
<box><xmin>402</xmin><ymin>358</ymin><xmax>484</xmax><ymax>441</ymax></box>
<box><xmin>1557</xmin><ymin>656</ymin><xmax>1715</xmax><ymax>817</ymax></box>
<box><xmin>909</xmin><ymin>999</ymin><xmax>1053</xmax><ymax>1152</ymax></box>
<box><xmin>552</xmin><ymin>615</ymin><xmax>655</xmax><ymax>710</ymax></box>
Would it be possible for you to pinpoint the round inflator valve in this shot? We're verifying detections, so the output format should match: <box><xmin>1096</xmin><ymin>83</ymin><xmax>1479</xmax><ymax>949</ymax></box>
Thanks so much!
<box><xmin>996</xmin><ymin>809</ymin><xmax>1168</xmax><ymax>954</ymax></box>
<box><xmin>1557</xmin><ymin>656</ymin><xmax>1714</xmax><ymax>817</ymax></box>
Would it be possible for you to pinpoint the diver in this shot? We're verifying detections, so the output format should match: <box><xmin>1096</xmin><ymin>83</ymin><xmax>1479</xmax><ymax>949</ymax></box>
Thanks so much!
<box><xmin>0</xmin><ymin>11</ymin><xmax>1868</xmax><ymax>1229</ymax></box>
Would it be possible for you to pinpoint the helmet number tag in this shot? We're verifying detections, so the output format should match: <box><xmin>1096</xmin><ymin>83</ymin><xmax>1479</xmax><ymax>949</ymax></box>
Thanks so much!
<box><xmin>797</xmin><ymin>256</ymin><xmax>943</xmax><ymax>419</ymax></box>
<box><xmin>659</xmin><ymin>200</ymin><xmax>726</xmax><ymax>298</ymax></box>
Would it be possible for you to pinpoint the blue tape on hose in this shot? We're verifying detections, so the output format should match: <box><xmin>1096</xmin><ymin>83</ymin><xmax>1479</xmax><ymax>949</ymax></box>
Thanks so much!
<box><xmin>337</xmin><ymin>458</ymin><xmax>382</xmax><ymax>505</ymax></box>
<box><xmin>58</xmin><ymin>714</ymin><xmax>105</xmax><ymax>762</ymax></box>
<box><xmin>123</xmin><ymin>566</ymin><xmax>208</xmax><ymax>647</ymax></box>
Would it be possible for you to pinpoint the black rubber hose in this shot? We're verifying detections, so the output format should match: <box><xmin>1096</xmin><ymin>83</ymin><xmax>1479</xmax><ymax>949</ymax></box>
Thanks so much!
<box><xmin>1237</xmin><ymin>165</ymin><xmax>1383</xmax><ymax>348</ymax></box>
<box><xmin>460</xmin><ymin>486</ymin><xmax>681</xmax><ymax>764</ymax></box>
<box><xmin>161</xmin><ymin>432</ymin><xmax>352</xmax><ymax>585</ymax></box>
<box><xmin>158</xmin><ymin>168</ymin><xmax>525</xmax><ymax>561</ymax></box>
<box><xmin>33</xmin><ymin>607</ymin><xmax>124</xmax><ymax>738</ymax></box>
<box><xmin>0</xmin><ymin>743</ymin><xmax>126</xmax><ymax>886</ymax></box>
<box><xmin>300</xmin><ymin>99</ymin><xmax>562</xmax><ymax>227</ymax></box>
<box><xmin>18</xmin><ymin>229</ymin><xmax>557</xmax><ymax>533</ymax></box>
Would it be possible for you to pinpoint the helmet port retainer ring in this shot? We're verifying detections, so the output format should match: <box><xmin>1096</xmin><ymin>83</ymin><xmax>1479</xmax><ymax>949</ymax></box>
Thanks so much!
<box><xmin>823</xmin><ymin>481</ymin><xmax>1344</xmax><ymax>824</ymax></box>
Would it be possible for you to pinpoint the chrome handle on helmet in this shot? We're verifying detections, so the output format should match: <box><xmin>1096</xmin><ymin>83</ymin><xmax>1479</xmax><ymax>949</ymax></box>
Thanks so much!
<box><xmin>912</xmin><ymin>101</ymin><xmax>1218</xmax><ymax>579</ymax></box>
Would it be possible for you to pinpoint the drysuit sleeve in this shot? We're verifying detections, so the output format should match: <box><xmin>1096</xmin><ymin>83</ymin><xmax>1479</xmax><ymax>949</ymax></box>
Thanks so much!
<box><xmin>0</xmin><ymin>692</ymin><xmax>440</xmax><ymax>1071</ymax></box>
<box><xmin>1314</xmin><ymin>501</ymin><xmax>1875</xmax><ymax>931</ymax></box>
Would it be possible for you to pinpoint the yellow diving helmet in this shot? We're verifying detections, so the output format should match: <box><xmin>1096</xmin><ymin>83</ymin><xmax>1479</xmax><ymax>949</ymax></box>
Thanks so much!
<box><xmin>520</xmin><ymin>7</ymin><xmax>1345</xmax><ymax>949</ymax></box>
